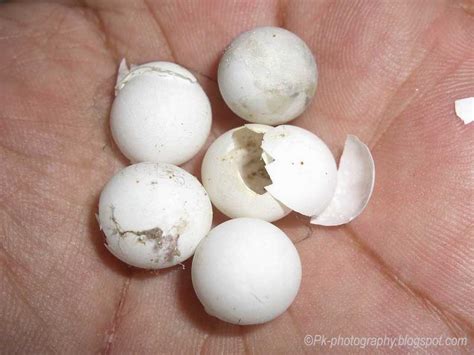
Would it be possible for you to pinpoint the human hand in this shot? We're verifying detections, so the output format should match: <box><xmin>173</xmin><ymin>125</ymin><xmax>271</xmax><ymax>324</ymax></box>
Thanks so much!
<box><xmin>0</xmin><ymin>0</ymin><xmax>472</xmax><ymax>353</ymax></box>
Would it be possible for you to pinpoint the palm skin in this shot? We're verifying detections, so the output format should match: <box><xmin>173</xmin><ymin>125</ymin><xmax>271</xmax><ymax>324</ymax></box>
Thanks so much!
<box><xmin>0</xmin><ymin>0</ymin><xmax>473</xmax><ymax>353</ymax></box>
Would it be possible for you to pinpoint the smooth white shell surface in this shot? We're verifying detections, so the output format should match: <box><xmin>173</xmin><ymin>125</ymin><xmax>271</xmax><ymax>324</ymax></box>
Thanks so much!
<box><xmin>218</xmin><ymin>27</ymin><xmax>317</xmax><ymax>125</ymax></box>
<box><xmin>201</xmin><ymin>124</ymin><xmax>290</xmax><ymax>222</ymax></box>
<box><xmin>192</xmin><ymin>218</ymin><xmax>302</xmax><ymax>325</ymax></box>
<box><xmin>311</xmin><ymin>135</ymin><xmax>375</xmax><ymax>226</ymax></box>
<box><xmin>454</xmin><ymin>97</ymin><xmax>474</xmax><ymax>124</ymax></box>
<box><xmin>111</xmin><ymin>60</ymin><xmax>212</xmax><ymax>165</ymax></box>
<box><xmin>98</xmin><ymin>162</ymin><xmax>212</xmax><ymax>269</ymax></box>
<box><xmin>262</xmin><ymin>125</ymin><xmax>338</xmax><ymax>216</ymax></box>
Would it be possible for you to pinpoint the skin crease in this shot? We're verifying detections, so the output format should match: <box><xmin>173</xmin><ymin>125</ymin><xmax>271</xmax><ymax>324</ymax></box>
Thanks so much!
<box><xmin>0</xmin><ymin>0</ymin><xmax>473</xmax><ymax>353</ymax></box>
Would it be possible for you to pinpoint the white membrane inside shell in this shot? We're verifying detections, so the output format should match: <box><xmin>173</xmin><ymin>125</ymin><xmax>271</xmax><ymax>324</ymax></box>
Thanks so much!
<box><xmin>261</xmin><ymin>125</ymin><xmax>338</xmax><ymax>216</ymax></box>
<box><xmin>311</xmin><ymin>135</ymin><xmax>375</xmax><ymax>226</ymax></box>
<box><xmin>454</xmin><ymin>97</ymin><xmax>474</xmax><ymax>125</ymax></box>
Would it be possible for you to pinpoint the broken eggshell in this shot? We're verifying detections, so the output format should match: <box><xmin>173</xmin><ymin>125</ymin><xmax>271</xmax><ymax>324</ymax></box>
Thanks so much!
<box><xmin>201</xmin><ymin>124</ymin><xmax>291</xmax><ymax>222</ymax></box>
<box><xmin>111</xmin><ymin>60</ymin><xmax>212</xmax><ymax>165</ymax></box>
<box><xmin>454</xmin><ymin>97</ymin><xmax>474</xmax><ymax>125</ymax></box>
<box><xmin>262</xmin><ymin>125</ymin><xmax>338</xmax><ymax>216</ymax></box>
<box><xmin>201</xmin><ymin>124</ymin><xmax>338</xmax><ymax>221</ymax></box>
<box><xmin>218</xmin><ymin>26</ymin><xmax>317</xmax><ymax>125</ymax></box>
<box><xmin>311</xmin><ymin>135</ymin><xmax>375</xmax><ymax>226</ymax></box>
<box><xmin>98</xmin><ymin>162</ymin><xmax>213</xmax><ymax>269</ymax></box>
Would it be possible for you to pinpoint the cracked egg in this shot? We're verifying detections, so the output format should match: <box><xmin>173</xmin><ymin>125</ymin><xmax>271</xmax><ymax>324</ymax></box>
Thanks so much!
<box><xmin>202</xmin><ymin>124</ymin><xmax>374</xmax><ymax>224</ymax></box>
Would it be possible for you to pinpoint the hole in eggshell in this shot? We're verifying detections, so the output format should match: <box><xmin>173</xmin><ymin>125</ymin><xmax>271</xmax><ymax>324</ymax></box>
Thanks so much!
<box><xmin>231</xmin><ymin>127</ymin><xmax>273</xmax><ymax>195</ymax></box>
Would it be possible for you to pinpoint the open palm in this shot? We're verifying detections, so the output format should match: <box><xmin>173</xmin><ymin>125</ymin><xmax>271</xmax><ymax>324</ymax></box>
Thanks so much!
<box><xmin>1</xmin><ymin>0</ymin><xmax>473</xmax><ymax>353</ymax></box>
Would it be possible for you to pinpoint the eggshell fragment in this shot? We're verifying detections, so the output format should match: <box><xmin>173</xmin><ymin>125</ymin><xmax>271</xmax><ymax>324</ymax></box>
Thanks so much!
<box><xmin>262</xmin><ymin>125</ymin><xmax>338</xmax><ymax>216</ymax></box>
<box><xmin>192</xmin><ymin>218</ymin><xmax>302</xmax><ymax>325</ymax></box>
<box><xmin>218</xmin><ymin>26</ymin><xmax>318</xmax><ymax>125</ymax></box>
<box><xmin>98</xmin><ymin>162</ymin><xmax>212</xmax><ymax>269</ymax></box>
<box><xmin>454</xmin><ymin>97</ymin><xmax>474</xmax><ymax>125</ymax></box>
<box><xmin>311</xmin><ymin>135</ymin><xmax>375</xmax><ymax>226</ymax></box>
<box><xmin>111</xmin><ymin>60</ymin><xmax>212</xmax><ymax>165</ymax></box>
<box><xmin>201</xmin><ymin>124</ymin><xmax>290</xmax><ymax>222</ymax></box>
<box><xmin>116</xmin><ymin>58</ymin><xmax>129</xmax><ymax>87</ymax></box>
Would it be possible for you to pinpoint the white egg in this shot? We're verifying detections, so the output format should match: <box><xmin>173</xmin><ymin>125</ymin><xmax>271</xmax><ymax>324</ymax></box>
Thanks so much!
<box><xmin>111</xmin><ymin>59</ymin><xmax>212</xmax><ymax>165</ymax></box>
<box><xmin>202</xmin><ymin>124</ymin><xmax>337</xmax><ymax>220</ymax></box>
<box><xmin>201</xmin><ymin>124</ymin><xmax>291</xmax><ymax>222</ymax></box>
<box><xmin>98</xmin><ymin>162</ymin><xmax>212</xmax><ymax>269</ymax></box>
<box><xmin>218</xmin><ymin>26</ymin><xmax>318</xmax><ymax>125</ymax></box>
<box><xmin>311</xmin><ymin>135</ymin><xmax>375</xmax><ymax>226</ymax></box>
<box><xmin>192</xmin><ymin>218</ymin><xmax>302</xmax><ymax>325</ymax></box>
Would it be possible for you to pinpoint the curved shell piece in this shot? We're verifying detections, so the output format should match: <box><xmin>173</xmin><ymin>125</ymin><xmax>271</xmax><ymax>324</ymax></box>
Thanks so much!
<box><xmin>454</xmin><ymin>97</ymin><xmax>474</xmax><ymax>125</ymax></box>
<box><xmin>311</xmin><ymin>135</ymin><xmax>375</xmax><ymax>226</ymax></box>
<box><xmin>262</xmin><ymin>125</ymin><xmax>338</xmax><ymax>216</ymax></box>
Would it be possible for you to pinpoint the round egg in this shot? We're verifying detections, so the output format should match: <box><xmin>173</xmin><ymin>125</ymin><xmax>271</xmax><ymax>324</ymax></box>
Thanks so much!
<box><xmin>218</xmin><ymin>26</ymin><xmax>317</xmax><ymax>125</ymax></box>
<box><xmin>98</xmin><ymin>162</ymin><xmax>212</xmax><ymax>269</ymax></box>
<box><xmin>111</xmin><ymin>60</ymin><xmax>212</xmax><ymax>165</ymax></box>
<box><xmin>192</xmin><ymin>218</ymin><xmax>302</xmax><ymax>325</ymax></box>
